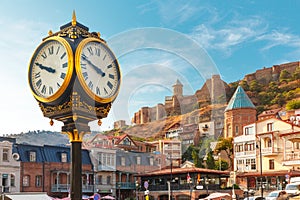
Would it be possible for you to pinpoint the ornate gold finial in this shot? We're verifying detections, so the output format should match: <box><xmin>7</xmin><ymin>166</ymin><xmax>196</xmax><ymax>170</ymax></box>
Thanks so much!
<box><xmin>72</xmin><ymin>10</ymin><xmax>77</xmax><ymax>27</ymax></box>
<box><xmin>50</xmin><ymin>119</ymin><xmax>54</xmax><ymax>126</ymax></box>
<box><xmin>98</xmin><ymin>119</ymin><xmax>102</xmax><ymax>126</ymax></box>
<box><xmin>48</xmin><ymin>30</ymin><xmax>53</xmax><ymax>36</ymax></box>
<box><xmin>97</xmin><ymin>32</ymin><xmax>101</xmax><ymax>38</ymax></box>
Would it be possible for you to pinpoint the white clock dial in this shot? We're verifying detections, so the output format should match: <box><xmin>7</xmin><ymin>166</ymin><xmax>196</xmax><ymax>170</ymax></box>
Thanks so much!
<box><xmin>28</xmin><ymin>37</ymin><xmax>73</xmax><ymax>102</ymax></box>
<box><xmin>76</xmin><ymin>38</ymin><xmax>121</xmax><ymax>103</ymax></box>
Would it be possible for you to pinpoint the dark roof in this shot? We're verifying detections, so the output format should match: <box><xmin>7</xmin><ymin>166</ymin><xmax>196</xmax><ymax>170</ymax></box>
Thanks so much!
<box><xmin>15</xmin><ymin>143</ymin><xmax>91</xmax><ymax>164</ymax></box>
<box><xmin>225</xmin><ymin>86</ymin><xmax>255</xmax><ymax>111</ymax></box>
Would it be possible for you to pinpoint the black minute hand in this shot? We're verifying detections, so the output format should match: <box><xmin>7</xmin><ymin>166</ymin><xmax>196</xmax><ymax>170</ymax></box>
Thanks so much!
<box><xmin>81</xmin><ymin>55</ymin><xmax>105</xmax><ymax>77</ymax></box>
<box><xmin>35</xmin><ymin>62</ymin><xmax>56</xmax><ymax>73</ymax></box>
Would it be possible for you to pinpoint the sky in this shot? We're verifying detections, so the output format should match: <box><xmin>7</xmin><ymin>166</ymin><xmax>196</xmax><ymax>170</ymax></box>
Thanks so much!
<box><xmin>0</xmin><ymin>0</ymin><xmax>300</xmax><ymax>135</ymax></box>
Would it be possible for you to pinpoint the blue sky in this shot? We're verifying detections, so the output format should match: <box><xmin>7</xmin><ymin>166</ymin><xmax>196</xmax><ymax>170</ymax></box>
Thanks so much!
<box><xmin>0</xmin><ymin>0</ymin><xmax>300</xmax><ymax>134</ymax></box>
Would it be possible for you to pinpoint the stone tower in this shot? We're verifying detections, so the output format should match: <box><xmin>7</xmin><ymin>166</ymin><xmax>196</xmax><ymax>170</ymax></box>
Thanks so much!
<box><xmin>224</xmin><ymin>86</ymin><xmax>257</xmax><ymax>138</ymax></box>
<box><xmin>173</xmin><ymin>79</ymin><xmax>183</xmax><ymax>97</ymax></box>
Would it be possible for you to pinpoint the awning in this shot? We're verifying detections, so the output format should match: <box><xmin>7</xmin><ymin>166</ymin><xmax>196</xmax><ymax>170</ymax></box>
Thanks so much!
<box><xmin>5</xmin><ymin>193</ymin><xmax>52</xmax><ymax>200</ymax></box>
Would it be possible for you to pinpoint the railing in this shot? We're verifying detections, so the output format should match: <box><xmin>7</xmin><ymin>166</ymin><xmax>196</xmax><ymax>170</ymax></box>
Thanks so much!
<box><xmin>51</xmin><ymin>184</ymin><xmax>94</xmax><ymax>193</ymax></box>
<box><xmin>286</xmin><ymin>152</ymin><xmax>300</xmax><ymax>160</ymax></box>
<box><xmin>116</xmin><ymin>182</ymin><xmax>136</xmax><ymax>190</ymax></box>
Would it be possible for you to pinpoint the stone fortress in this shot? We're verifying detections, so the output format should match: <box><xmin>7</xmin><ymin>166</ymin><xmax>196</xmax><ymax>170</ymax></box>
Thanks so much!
<box><xmin>131</xmin><ymin>61</ymin><xmax>300</xmax><ymax>125</ymax></box>
<box><xmin>131</xmin><ymin>74</ymin><xmax>229</xmax><ymax>125</ymax></box>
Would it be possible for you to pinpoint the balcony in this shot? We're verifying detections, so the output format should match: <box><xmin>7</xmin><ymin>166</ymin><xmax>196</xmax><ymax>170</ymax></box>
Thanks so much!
<box><xmin>282</xmin><ymin>151</ymin><xmax>300</xmax><ymax>166</ymax></box>
<box><xmin>51</xmin><ymin>184</ymin><xmax>94</xmax><ymax>193</ymax></box>
<box><xmin>116</xmin><ymin>182</ymin><xmax>135</xmax><ymax>190</ymax></box>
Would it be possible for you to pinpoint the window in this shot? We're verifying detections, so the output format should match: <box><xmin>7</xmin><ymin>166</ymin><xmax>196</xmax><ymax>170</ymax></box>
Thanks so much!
<box><xmin>121</xmin><ymin>157</ymin><xmax>125</xmax><ymax>166</ymax></box>
<box><xmin>235</xmin><ymin>126</ymin><xmax>239</xmax><ymax>136</ymax></box>
<box><xmin>266</xmin><ymin>138</ymin><xmax>272</xmax><ymax>147</ymax></box>
<box><xmin>10</xmin><ymin>174</ymin><xmax>15</xmax><ymax>187</ymax></box>
<box><xmin>235</xmin><ymin>144</ymin><xmax>243</xmax><ymax>152</ymax></box>
<box><xmin>107</xmin><ymin>176</ymin><xmax>111</xmax><ymax>184</ymax></box>
<box><xmin>97</xmin><ymin>175</ymin><xmax>102</xmax><ymax>185</ymax></box>
<box><xmin>2</xmin><ymin>148</ymin><xmax>9</xmax><ymax>162</ymax></box>
<box><xmin>36</xmin><ymin>175</ymin><xmax>42</xmax><ymax>187</ymax></box>
<box><xmin>246</xmin><ymin>158</ymin><xmax>256</xmax><ymax>170</ymax></box>
<box><xmin>149</xmin><ymin>157</ymin><xmax>154</xmax><ymax>166</ymax></box>
<box><xmin>61</xmin><ymin>153</ymin><xmax>67</xmax><ymax>162</ymax></box>
<box><xmin>245</xmin><ymin>126</ymin><xmax>254</xmax><ymax>135</ymax></box>
<box><xmin>23</xmin><ymin>175</ymin><xmax>30</xmax><ymax>187</ymax></box>
<box><xmin>29</xmin><ymin>151</ymin><xmax>36</xmax><ymax>162</ymax></box>
<box><xmin>269</xmin><ymin>159</ymin><xmax>275</xmax><ymax>170</ymax></box>
<box><xmin>245</xmin><ymin>143</ymin><xmax>255</xmax><ymax>151</ymax></box>
<box><xmin>136</xmin><ymin>156</ymin><xmax>141</xmax><ymax>165</ymax></box>
<box><xmin>267</xmin><ymin>123</ymin><xmax>273</xmax><ymax>132</ymax></box>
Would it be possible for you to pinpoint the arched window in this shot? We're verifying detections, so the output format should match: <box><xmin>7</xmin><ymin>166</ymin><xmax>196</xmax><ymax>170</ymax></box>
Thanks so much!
<box><xmin>10</xmin><ymin>174</ymin><xmax>15</xmax><ymax>187</ymax></box>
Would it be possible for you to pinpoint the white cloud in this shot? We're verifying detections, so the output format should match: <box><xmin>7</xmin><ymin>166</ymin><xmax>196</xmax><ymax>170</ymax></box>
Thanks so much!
<box><xmin>190</xmin><ymin>16</ymin><xmax>267</xmax><ymax>56</ymax></box>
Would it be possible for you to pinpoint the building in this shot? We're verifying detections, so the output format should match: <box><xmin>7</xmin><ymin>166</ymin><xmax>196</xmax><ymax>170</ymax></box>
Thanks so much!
<box><xmin>136</xmin><ymin>164</ymin><xmax>232</xmax><ymax>200</ymax></box>
<box><xmin>149</xmin><ymin>139</ymin><xmax>182</xmax><ymax>167</ymax></box>
<box><xmin>15</xmin><ymin>144</ymin><xmax>93</xmax><ymax>198</ymax></box>
<box><xmin>0</xmin><ymin>137</ymin><xmax>20</xmax><ymax>193</ymax></box>
<box><xmin>234</xmin><ymin>116</ymin><xmax>300</xmax><ymax>191</ymax></box>
<box><xmin>87</xmin><ymin>135</ymin><xmax>117</xmax><ymax>197</ymax></box>
<box><xmin>224</xmin><ymin>86</ymin><xmax>257</xmax><ymax>138</ymax></box>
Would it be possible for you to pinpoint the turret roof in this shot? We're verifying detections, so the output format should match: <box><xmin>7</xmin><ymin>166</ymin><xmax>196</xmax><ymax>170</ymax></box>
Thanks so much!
<box><xmin>225</xmin><ymin>86</ymin><xmax>255</xmax><ymax>111</ymax></box>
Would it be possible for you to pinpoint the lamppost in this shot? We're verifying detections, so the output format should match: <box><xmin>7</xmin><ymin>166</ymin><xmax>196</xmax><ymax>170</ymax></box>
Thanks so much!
<box><xmin>256</xmin><ymin>137</ymin><xmax>263</xmax><ymax>198</ymax></box>
<box><xmin>259</xmin><ymin>138</ymin><xmax>263</xmax><ymax>198</ymax></box>
<box><xmin>135</xmin><ymin>181</ymin><xmax>139</xmax><ymax>200</ymax></box>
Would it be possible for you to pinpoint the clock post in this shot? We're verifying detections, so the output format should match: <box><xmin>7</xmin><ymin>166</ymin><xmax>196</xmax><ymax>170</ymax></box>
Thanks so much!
<box><xmin>28</xmin><ymin>12</ymin><xmax>121</xmax><ymax>200</ymax></box>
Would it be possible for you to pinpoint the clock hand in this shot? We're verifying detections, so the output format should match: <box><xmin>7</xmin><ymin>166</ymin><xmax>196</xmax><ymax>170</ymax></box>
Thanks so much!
<box><xmin>35</xmin><ymin>62</ymin><xmax>56</xmax><ymax>73</ymax></box>
<box><xmin>81</xmin><ymin>55</ymin><xmax>105</xmax><ymax>77</ymax></box>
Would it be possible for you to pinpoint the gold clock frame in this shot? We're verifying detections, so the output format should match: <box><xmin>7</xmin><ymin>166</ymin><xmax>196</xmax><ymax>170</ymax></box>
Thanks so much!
<box><xmin>75</xmin><ymin>37</ymin><xmax>121</xmax><ymax>104</ymax></box>
<box><xmin>28</xmin><ymin>36</ymin><xmax>74</xmax><ymax>103</ymax></box>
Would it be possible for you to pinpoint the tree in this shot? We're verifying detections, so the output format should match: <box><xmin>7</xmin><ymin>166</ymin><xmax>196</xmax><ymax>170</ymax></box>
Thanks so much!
<box><xmin>215</xmin><ymin>159</ymin><xmax>229</xmax><ymax>171</ymax></box>
<box><xmin>249</xmin><ymin>80</ymin><xmax>262</xmax><ymax>93</ymax></box>
<box><xmin>279</xmin><ymin>69</ymin><xmax>291</xmax><ymax>83</ymax></box>
<box><xmin>214</xmin><ymin>137</ymin><xmax>234</xmax><ymax>169</ymax></box>
<box><xmin>293</xmin><ymin>67</ymin><xmax>300</xmax><ymax>80</ymax></box>
<box><xmin>192</xmin><ymin>149</ymin><xmax>204</xmax><ymax>168</ymax></box>
<box><xmin>286</xmin><ymin>100</ymin><xmax>300</xmax><ymax>110</ymax></box>
<box><xmin>206</xmin><ymin>148</ymin><xmax>216</xmax><ymax>169</ymax></box>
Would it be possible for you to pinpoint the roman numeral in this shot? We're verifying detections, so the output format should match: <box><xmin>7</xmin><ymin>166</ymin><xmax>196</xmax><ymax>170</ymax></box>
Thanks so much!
<box><xmin>48</xmin><ymin>46</ymin><xmax>54</xmax><ymax>55</ymax></box>
<box><xmin>36</xmin><ymin>79</ymin><xmax>42</xmax><ymax>89</ymax></box>
<box><xmin>34</xmin><ymin>72</ymin><xmax>41</xmax><ymax>79</ymax></box>
<box><xmin>88</xmin><ymin>81</ymin><xmax>93</xmax><ymax>90</ymax></box>
<box><xmin>103</xmin><ymin>54</ymin><xmax>107</xmax><ymax>61</ymax></box>
<box><xmin>62</xmin><ymin>62</ymin><xmax>68</xmax><ymax>68</ymax></box>
<box><xmin>60</xmin><ymin>52</ymin><xmax>66</xmax><ymax>60</ymax></box>
<box><xmin>81</xmin><ymin>63</ymin><xmax>87</xmax><ymax>69</ymax></box>
<box><xmin>83</xmin><ymin>72</ymin><xmax>88</xmax><ymax>80</ymax></box>
<box><xmin>56</xmin><ymin>46</ymin><xmax>60</xmax><ymax>55</ymax></box>
<box><xmin>60</xmin><ymin>72</ymin><xmax>66</xmax><ymax>79</ymax></box>
<box><xmin>107</xmin><ymin>64</ymin><xmax>112</xmax><ymax>69</ymax></box>
<box><xmin>95</xmin><ymin>48</ymin><xmax>100</xmax><ymax>56</ymax></box>
<box><xmin>96</xmin><ymin>87</ymin><xmax>100</xmax><ymax>95</ymax></box>
<box><xmin>41</xmin><ymin>51</ymin><xmax>47</xmax><ymax>59</ymax></box>
<box><xmin>104</xmin><ymin>87</ymin><xmax>108</xmax><ymax>94</ymax></box>
<box><xmin>41</xmin><ymin>85</ymin><xmax>46</xmax><ymax>94</ymax></box>
<box><xmin>87</xmin><ymin>47</ymin><xmax>93</xmax><ymax>55</ymax></box>
<box><xmin>49</xmin><ymin>87</ymin><xmax>53</xmax><ymax>95</ymax></box>
<box><xmin>107</xmin><ymin>81</ymin><xmax>113</xmax><ymax>90</ymax></box>
<box><xmin>109</xmin><ymin>74</ymin><xmax>114</xmax><ymax>79</ymax></box>
<box><xmin>57</xmin><ymin>82</ymin><xmax>61</xmax><ymax>88</ymax></box>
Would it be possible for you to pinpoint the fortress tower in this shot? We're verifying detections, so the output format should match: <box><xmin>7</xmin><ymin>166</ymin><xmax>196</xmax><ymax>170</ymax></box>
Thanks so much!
<box><xmin>224</xmin><ymin>86</ymin><xmax>257</xmax><ymax>138</ymax></box>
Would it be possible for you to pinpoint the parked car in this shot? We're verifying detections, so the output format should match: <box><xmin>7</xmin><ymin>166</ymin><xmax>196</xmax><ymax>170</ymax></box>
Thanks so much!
<box><xmin>244</xmin><ymin>196</ymin><xmax>265</xmax><ymax>200</ymax></box>
<box><xmin>266</xmin><ymin>190</ymin><xmax>287</xmax><ymax>200</ymax></box>
<box><xmin>285</xmin><ymin>183</ymin><xmax>300</xmax><ymax>196</ymax></box>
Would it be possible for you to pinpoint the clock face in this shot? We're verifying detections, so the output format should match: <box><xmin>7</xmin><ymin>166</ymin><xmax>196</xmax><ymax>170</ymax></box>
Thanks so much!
<box><xmin>28</xmin><ymin>37</ymin><xmax>73</xmax><ymax>103</ymax></box>
<box><xmin>75</xmin><ymin>38</ymin><xmax>121</xmax><ymax>103</ymax></box>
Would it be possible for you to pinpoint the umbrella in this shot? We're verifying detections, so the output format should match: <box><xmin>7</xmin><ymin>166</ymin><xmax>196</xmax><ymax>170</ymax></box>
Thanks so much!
<box><xmin>101</xmin><ymin>195</ymin><xmax>115</xmax><ymax>200</ymax></box>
